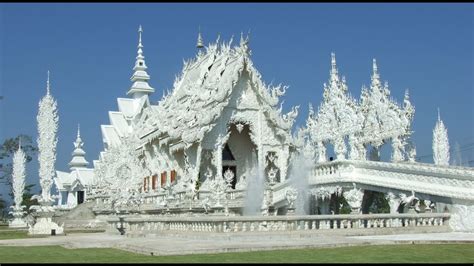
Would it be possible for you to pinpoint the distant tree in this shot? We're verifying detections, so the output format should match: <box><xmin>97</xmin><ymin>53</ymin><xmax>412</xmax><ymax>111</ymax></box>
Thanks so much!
<box><xmin>330</xmin><ymin>193</ymin><xmax>351</xmax><ymax>214</ymax></box>
<box><xmin>0</xmin><ymin>197</ymin><xmax>6</xmax><ymax>219</ymax></box>
<box><xmin>22</xmin><ymin>184</ymin><xmax>38</xmax><ymax>214</ymax></box>
<box><xmin>362</xmin><ymin>191</ymin><xmax>390</xmax><ymax>214</ymax></box>
<box><xmin>0</xmin><ymin>135</ymin><xmax>38</xmax><ymax>205</ymax></box>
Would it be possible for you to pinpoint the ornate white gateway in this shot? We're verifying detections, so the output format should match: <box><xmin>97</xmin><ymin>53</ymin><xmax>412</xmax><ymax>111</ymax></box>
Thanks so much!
<box><xmin>48</xmin><ymin>27</ymin><xmax>474</xmax><ymax>233</ymax></box>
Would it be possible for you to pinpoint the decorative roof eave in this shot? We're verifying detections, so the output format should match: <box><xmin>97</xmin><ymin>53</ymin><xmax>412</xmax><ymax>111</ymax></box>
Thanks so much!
<box><xmin>169</xmin><ymin>140</ymin><xmax>186</xmax><ymax>154</ymax></box>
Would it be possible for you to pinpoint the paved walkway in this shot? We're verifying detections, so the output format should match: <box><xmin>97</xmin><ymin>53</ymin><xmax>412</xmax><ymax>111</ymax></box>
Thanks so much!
<box><xmin>0</xmin><ymin>232</ymin><xmax>473</xmax><ymax>255</ymax></box>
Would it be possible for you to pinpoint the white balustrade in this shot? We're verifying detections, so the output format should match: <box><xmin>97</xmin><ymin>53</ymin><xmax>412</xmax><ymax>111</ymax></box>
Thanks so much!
<box><xmin>106</xmin><ymin>213</ymin><xmax>450</xmax><ymax>235</ymax></box>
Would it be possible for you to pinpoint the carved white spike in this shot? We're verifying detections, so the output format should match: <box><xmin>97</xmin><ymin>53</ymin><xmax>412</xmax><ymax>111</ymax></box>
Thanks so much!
<box><xmin>36</xmin><ymin>73</ymin><xmax>59</xmax><ymax>203</ymax></box>
<box><xmin>331</xmin><ymin>52</ymin><xmax>337</xmax><ymax>74</ymax></box>
<box><xmin>46</xmin><ymin>70</ymin><xmax>50</xmax><ymax>95</ymax></box>
<box><xmin>9</xmin><ymin>138</ymin><xmax>27</xmax><ymax>228</ymax></box>
<box><xmin>433</xmin><ymin>108</ymin><xmax>450</xmax><ymax>166</ymax></box>
<box><xmin>138</xmin><ymin>25</ymin><xmax>143</xmax><ymax>48</ymax></box>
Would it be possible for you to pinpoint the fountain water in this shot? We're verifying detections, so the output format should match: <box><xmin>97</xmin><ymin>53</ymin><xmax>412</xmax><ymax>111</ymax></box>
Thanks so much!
<box><xmin>287</xmin><ymin>154</ymin><xmax>312</xmax><ymax>215</ymax></box>
<box><xmin>242</xmin><ymin>153</ymin><xmax>266</xmax><ymax>215</ymax></box>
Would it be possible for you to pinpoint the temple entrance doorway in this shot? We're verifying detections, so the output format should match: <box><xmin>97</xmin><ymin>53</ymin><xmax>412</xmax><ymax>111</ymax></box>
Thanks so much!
<box><xmin>225</xmin><ymin>123</ymin><xmax>257</xmax><ymax>188</ymax></box>
<box><xmin>77</xmin><ymin>191</ymin><xmax>84</xmax><ymax>204</ymax></box>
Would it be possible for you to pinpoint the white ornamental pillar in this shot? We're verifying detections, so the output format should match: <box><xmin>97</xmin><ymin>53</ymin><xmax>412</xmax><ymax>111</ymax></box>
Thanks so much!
<box><xmin>29</xmin><ymin>72</ymin><xmax>64</xmax><ymax>235</ymax></box>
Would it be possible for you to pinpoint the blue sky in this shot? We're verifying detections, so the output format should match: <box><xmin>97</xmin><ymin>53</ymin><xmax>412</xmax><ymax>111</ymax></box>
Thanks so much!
<box><xmin>0</xmin><ymin>3</ymin><xmax>473</xmax><ymax>193</ymax></box>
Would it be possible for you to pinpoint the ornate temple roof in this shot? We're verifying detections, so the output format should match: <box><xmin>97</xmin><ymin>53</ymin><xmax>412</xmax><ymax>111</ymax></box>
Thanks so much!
<box><xmin>96</xmin><ymin>29</ymin><xmax>300</xmax><ymax>175</ymax></box>
<box><xmin>134</xmin><ymin>34</ymin><xmax>298</xmax><ymax>147</ymax></box>
<box><xmin>55</xmin><ymin>168</ymin><xmax>94</xmax><ymax>191</ymax></box>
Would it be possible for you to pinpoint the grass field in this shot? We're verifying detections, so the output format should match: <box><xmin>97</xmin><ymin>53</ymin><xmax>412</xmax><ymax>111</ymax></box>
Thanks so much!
<box><xmin>0</xmin><ymin>226</ymin><xmax>104</xmax><ymax>239</ymax></box>
<box><xmin>0</xmin><ymin>244</ymin><xmax>472</xmax><ymax>263</ymax></box>
<box><xmin>0</xmin><ymin>230</ymin><xmax>29</xmax><ymax>240</ymax></box>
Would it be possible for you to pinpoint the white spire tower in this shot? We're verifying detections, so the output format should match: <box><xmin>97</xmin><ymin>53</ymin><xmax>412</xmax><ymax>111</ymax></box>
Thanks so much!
<box><xmin>9</xmin><ymin>138</ymin><xmax>27</xmax><ymax>228</ymax></box>
<box><xmin>127</xmin><ymin>25</ymin><xmax>155</xmax><ymax>98</ymax></box>
<box><xmin>29</xmin><ymin>71</ymin><xmax>63</xmax><ymax>235</ymax></box>
<box><xmin>433</xmin><ymin>108</ymin><xmax>450</xmax><ymax>166</ymax></box>
<box><xmin>68</xmin><ymin>124</ymin><xmax>89</xmax><ymax>170</ymax></box>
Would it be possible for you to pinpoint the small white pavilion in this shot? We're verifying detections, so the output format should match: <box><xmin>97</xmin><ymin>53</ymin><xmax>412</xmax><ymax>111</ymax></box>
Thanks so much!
<box><xmin>54</xmin><ymin>125</ymin><xmax>94</xmax><ymax>209</ymax></box>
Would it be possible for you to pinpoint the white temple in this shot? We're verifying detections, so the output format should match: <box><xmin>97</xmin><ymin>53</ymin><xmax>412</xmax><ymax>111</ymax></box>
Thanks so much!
<box><xmin>38</xmin><ymin>26</ymin><xmax>474</xmax><ymax>233</ymax></box>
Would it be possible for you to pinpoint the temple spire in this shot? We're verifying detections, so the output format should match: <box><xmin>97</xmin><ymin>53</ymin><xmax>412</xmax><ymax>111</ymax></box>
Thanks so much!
<box><xmin>239</xmin><ymin>31</ymin><xmax>250</xmax><ymax>55</ymax></box>
<box><xmin>127</xmin><ymin>25</ymin><xmax>155</xmax><ymax>99</ymax></box>
<box><xmin>69</xmin><ymin>123</ymin><xmax>89</xmax><ymax>170</ymax></box>
<box><xmin>196</xmin><ymin>26</ymin><xmax>204</xmax><ymax>49</ymax></box>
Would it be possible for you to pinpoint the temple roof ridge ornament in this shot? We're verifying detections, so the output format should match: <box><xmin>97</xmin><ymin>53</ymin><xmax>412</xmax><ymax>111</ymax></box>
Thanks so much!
<box><xmin>196</xmin><ymin>26</ymin><xmax>204</xmax><ymax>49</ymax></box>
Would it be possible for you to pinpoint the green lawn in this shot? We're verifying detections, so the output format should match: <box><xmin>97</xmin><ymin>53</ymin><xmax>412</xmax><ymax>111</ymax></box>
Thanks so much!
<box><xmin>0</xmin><ymin>227</ymin><xmax>104</xmax><ymax>240</ymax></box>
<box><xmin>0</xmin><ymin>230</ymin><xmax>28</xmax><ymax>240</ymax></box>
<box><xmin>0</xmin><ymin>244</ymin><xmax>472</xmax><ymax>263</ymax></box>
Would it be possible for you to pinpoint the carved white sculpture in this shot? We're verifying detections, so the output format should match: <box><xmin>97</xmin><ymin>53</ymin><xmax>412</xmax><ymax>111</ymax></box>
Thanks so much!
<box><xmin>9</xmin><ymin>141</ymin><xmax>27</xmax><ymax>228</ymax></box>
<box><xmin>210</xmin><ymin>175</ymin><xmax>227</xmax><ymax>208</ymax></box>
<box><xmin>267</xmin><ymin>167</ymin><xmax>278</xmax><ymax>185</ymax></box>
<box><xmin>385</xmin><ymin>192</ymin><xmax>401</xmax><ymax>214</ymax></box>
<box><xmin>424</xmin><ymin>200</ymin><xmax>434</xmax><ymax>212</ymax></box>
<box><xmin>223</xmin><ymin>168</ymin><xmax>234</xmax><ymax>189</ymax></box>
<box><xmin>306</xmin><ymin>54</ymin><xmax>361</xmax><ymax>161</ymax></box>
<box><xmin>343</xmin><ymin>183</ymin><xmax>364</xmax><ymax>214</ymax></box>
<box><xmin>400</xmin><ymin>191</ymin><xmax>420</xmax><ymax>213</ymax></box>
<box><xmin>311</xmin><ymin>187</ymin><xmax>333</xmax><ymax>201</ymax></box>
<box><xmin>29</xmin><ymin>72</ymin><xmax>64</xmax><ymax>235</ymax></box>
<box><xmin>433</xmin><ymin>109</ymin><xmax>450</xmax><ymax>166</ymax></box>
<box><xmin>303</xmin><ymin>58</ymin><xmax>416</xmax><ymax>163</ymax></box>
<box><xmin>93</xmin><ymin>135</ymin><xmax>149</xmax><ymax>212</ymax></box>
<box><xmin>449</xmin><ymin>204</ymin><xmax>474</xmax><ymax>232</ymax></box>
<box><xmin>201</xmin><ymin>196</ymin><xmax>211</xmax><ymax>214</ymax></box>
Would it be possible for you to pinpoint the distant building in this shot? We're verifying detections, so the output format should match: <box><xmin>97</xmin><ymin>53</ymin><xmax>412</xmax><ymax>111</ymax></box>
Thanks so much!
<box><xmin>54</xmin><ymin>125</ymin><xmax>93</xmax><ymax>209</ymax></box>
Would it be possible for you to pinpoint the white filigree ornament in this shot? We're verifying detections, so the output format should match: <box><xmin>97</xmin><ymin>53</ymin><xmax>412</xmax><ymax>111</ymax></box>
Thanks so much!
<box><xmin>223</xmin><ymin>168</ymin><xmax>234</xmax><ymax>188</ymax></box>
<box><xmin>267</xmin><ymin>167</ymin><xmax>278</xmax><ymax>185</ymax></box>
